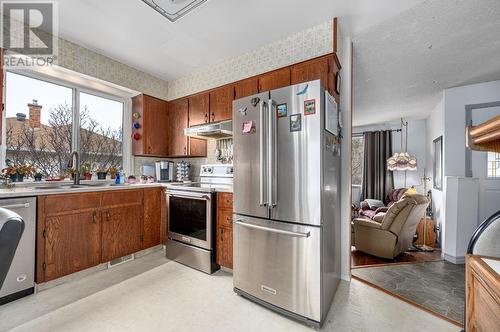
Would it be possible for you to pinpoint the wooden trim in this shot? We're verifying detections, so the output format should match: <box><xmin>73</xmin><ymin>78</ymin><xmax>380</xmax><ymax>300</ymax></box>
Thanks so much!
<box><xmin>333</xmin><ymin>18</ymin><xmax>338</xmax><ymax>53</ymax></box>
<box><xmin>352</xmin><ymin>275</ymin><xmax>464</xmax><ymax>327</ymax></box>
<box><xmin>36</xmin><ymin>196</ymin><xmax>46</xmax><ymax>283</ymax></box>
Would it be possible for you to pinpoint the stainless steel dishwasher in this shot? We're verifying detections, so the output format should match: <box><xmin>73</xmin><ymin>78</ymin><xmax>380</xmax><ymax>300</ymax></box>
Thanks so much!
<box><xmin>0</xmin><ymin>197</ymin><xmax>36</xmax><ymax>304</ymax></box>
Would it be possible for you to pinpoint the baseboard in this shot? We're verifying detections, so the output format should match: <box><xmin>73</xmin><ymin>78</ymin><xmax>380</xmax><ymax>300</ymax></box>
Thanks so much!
<box><xmin>444</xmin><ymin>253</ymin><xmax>465</xmax><ymax>264</ymax></box>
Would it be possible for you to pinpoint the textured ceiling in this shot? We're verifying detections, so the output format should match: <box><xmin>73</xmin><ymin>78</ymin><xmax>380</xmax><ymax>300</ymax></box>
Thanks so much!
<box><xmin>52</xmin><ymin>0</ymin><xmax>422</xmax><ymax>81</ymax></box>
<box><xmin>352</xmin><ymin>0</ymin><xmax>500</xmax><ymax>126</ymax></box>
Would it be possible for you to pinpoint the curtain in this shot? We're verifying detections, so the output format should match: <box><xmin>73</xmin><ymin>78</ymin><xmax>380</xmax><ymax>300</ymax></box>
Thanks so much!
<box><xmin>361</xmin><ymin>130</ymin><xmax>394</xmax><ymax>201</ymax></box>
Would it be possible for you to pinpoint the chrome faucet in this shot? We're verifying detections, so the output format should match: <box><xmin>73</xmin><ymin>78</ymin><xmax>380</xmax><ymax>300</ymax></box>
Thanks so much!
<box><xmin>67</xmin><ymin>151</ymin><xmax>80</xmax><ymax>185</ymax></box>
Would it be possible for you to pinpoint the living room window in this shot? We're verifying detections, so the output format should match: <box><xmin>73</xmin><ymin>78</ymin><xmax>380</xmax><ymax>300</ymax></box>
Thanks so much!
<box><xmin>3</xmin><ymin>71</ymin><xmax>126</xmax><ymax>178</ymax></box>
<box><xmin>487</xmin><ymin>152</ymin><xmax>500</xmax><ymax>178</ymax></box>
<box><xmin>352</xmin><ymin>135</ymin><xmax>365</xmax><ymax>185</ymax></box>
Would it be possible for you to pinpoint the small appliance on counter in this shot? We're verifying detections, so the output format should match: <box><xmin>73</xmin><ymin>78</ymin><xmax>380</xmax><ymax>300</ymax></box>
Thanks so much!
<box><xmin>155</xmin><ymin>161</ymin><xmax>174</xmax><ymax>182</ymax></box>
<box><xmin>165</xmin><ymin>164</ymin><xmax>233</xmax><ymax>274</ymax></box>
<box><xmin>175</xmin><ymin>161</ymin><xmax>190</xmax><ymax>182</ymax></box>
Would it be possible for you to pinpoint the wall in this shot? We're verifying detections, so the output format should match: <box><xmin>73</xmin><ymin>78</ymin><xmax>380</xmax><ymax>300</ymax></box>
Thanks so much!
<box><xmin>353</xmin><ymin>118</ymin><xmax>428</xmax><ymax>193</ymax></box>
<box><xmin>339</xmin><ymin>34</ymin><xmax>352</xmax><ymax>281</ymax></box>
<box><xmin>441</xmin><ymin>79</ymin><xmax>500</xmax><ymax>262</ymax></box>
<box><xmin>425</xmin><ymin>97</ymin><xmax>445</xmax><ymax>246</ymax></box>
<box><xmin>167</xmin><ymin>20</ymin><xmax>334</xmax><ymax>100</ymax></box>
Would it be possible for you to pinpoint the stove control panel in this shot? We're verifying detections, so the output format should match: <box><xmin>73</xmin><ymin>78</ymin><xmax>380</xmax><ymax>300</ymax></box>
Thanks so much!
<box><xmin>200</xmin><ymin>164</ymin><xmax>233</xmax><ymax>178</ymax></box>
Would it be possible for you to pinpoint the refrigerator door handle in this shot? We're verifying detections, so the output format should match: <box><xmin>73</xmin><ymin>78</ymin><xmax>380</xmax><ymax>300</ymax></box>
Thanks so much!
<box><xmin>259</xmin><ymin>100</ymin><xmax>268</xmax><ymax>207</ymax></box>
<box><xmin>268</xmin><ymin>99</ymin><xmax>278</xmax><ymax>208</ymax></box>
<box><xmin>234</xmin><ymin>220</ymin><xmax>311</xmax><ymax>238</ymax></box>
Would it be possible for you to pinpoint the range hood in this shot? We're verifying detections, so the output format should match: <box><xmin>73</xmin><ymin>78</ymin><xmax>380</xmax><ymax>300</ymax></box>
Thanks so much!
<box><xmin>184</xmin><ymin>120</ymin><xmax>233</xmax><ymax>140</ymax></box>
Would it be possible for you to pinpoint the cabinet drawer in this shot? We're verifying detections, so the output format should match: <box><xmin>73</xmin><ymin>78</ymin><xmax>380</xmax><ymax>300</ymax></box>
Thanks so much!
<box><xmin>43</xmin><ymin>192</ymin><xmax>102</xmax><ymax>215</ymax></box>
<box><xmin>102</xmin><ymin>189</ymin><xmax>143</xmax><ymax>207</ymax></box>
<box><xmin>217</xmin><ymin>192</ymin><xmax>233</xmax><ymax>209</ymax></box>
<box><xmin>218</xmin><ymin>208</ymin><xmax>233</xmax><ymax>229</ymax></box>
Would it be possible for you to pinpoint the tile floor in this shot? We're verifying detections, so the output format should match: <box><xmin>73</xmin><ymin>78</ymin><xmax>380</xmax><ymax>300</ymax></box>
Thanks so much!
<box><xmin>0</xmin><ymin>250</ymin><xmax>460</xmax><ymax>332</ymax></box>
<box><xmin>351</xmin><ymin>261</ymin><xmax>465</xmax><ymax>324</ymax></box>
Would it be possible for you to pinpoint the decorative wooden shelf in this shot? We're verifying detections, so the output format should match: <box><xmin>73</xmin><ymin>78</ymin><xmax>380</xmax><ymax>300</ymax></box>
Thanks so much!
<box><xmin>466</xmin><ymin>115</ymin><xmax>500</xmax><ymax>153</ymax></box>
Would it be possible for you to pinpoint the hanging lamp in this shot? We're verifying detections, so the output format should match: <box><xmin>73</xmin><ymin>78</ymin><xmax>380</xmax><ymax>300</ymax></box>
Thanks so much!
<box><xmin>387</xmin><ymin>118</ymin><xmax>418</xmax><ymax>172</ymax></box>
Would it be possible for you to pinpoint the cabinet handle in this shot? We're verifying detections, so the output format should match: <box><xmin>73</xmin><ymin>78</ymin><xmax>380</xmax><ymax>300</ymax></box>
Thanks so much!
<box><xmin>220</xmin><ymin>228</ymin><xmax>223</xmax><ymax>241</ymax></box>
<box><xmin>105</xmin><ymin>210</ymin><xmax>110</xmax><ymax>221</ymax></box>
<box><xmin>92</xmin><ymin>211</ymin><xmax>97</xmax><ymax>224</ymax></box>
<box><xmin>205</xmin><ymin>113</ymin><xmax>208</xmax><ymax>123</ymax></box>
<box><xmin>211</xmin><ymin>112</ymin><xmax>215</xmax><ymax>122</ymax></box>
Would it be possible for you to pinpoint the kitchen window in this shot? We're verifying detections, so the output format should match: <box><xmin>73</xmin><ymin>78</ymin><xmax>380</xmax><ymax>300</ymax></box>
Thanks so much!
<box><xmin>3</xmin><ymin>71</ymin><xmax>129</xmax><ymax>177</ymax></box>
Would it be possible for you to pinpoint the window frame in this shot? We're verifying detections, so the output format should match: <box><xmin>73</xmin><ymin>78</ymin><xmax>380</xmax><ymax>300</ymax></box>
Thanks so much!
<box><xmin>2</xmin><ymin>70</ymin><xmax>132</xmax><ymax>176</ymax></box>
<box><xmin>351</xmin><ymin>133</ymin><xmax>365</xmax><ymax>187</ymax></box>
<box><xmin>486</xmin><ymin>151</ymin><xmax>500</xmax><ymax>179</ymax></box>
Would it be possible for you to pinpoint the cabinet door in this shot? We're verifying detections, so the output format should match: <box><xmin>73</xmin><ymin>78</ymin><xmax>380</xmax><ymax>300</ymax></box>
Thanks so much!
<box><xmin>102</xmin><ymin>204</ymin><xmax>143</xmax><ymax>262</ymax></box>
<box><xmin>258</xmin><ymin>67</ymin><xmax>290</xmax><ymax>92</ymax></box>
<box><xmin>168</xmin><ymin>98</ymin><xmax>189</xmax><ymax>156</ymax></box>
<box><xmin>291</xmin><ymin>56</ymin><xmax>329</xmax><ymax>88</ymax></box>
<box><xmin>160</xmin><ymin>189</ymin><xmax>168</xmax><ymax>245</ymax></box>
<box><xmin>216</xmin><ymin>227</ymin><xmax>233</xmax><ymax>269</ymax></box>
<box><xmin>234</xmin><ymin>77</ymin><xmax>259</xmax><ymax>100</ymax></box>
<box><xmin>189</xmin><ymin>137</ymin><xmax>207</xmax><ymax>157</ymax></box>
<box><xmin>188</xmin><ymin>93</ymin><xmax>209</xmax><ymax>126</ymax></box>
<box><xmin>44</xmin><ymin>210</ymin><xmax>101</xmax><ymax>281</ymax></box>
<box><xmin>209</xmin><ymin>85</ymin><xmax>234</xmax><ymax>122</ymax></box>
<box><xmin>143</xmin><ymin>188</ymin><xmax>161</xmax><ymax>249</ymax></box>
<box><xmin>143</xmin><ymin>95</ymin><xmax>169</xmax><ymax>156</ymax></box>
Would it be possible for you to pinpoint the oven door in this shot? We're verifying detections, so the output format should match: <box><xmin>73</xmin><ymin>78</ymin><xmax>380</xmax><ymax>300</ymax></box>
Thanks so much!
<box><xmin>167</xmin><ymin>190</ymin><xmax>212</xmax><ymax>250</ymax></box>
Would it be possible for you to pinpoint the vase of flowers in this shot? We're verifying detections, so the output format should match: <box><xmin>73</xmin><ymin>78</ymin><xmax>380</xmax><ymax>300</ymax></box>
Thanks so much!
<box><xmin>2</xmin><ymin>164</ymin><xmax>36</xmax><ymax>182</ymax></box>
<box><xmin>108</xmin><ymin>166</ymin><xmax>118</xmax><ymax>179</ymax></box>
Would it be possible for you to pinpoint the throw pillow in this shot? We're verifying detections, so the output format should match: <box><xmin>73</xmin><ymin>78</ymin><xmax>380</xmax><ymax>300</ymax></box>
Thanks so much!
<box><xmin>365</xmin><ymin>199</ymin><xmax>385</xmax><ymax>210</ymax></box>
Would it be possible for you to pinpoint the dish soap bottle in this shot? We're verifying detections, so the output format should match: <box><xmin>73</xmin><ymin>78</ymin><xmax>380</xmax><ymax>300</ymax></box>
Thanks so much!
<box><xmin>115</xmin><ymin>170</ymin><xmax>121</xmax><ymax>184</ymax></box>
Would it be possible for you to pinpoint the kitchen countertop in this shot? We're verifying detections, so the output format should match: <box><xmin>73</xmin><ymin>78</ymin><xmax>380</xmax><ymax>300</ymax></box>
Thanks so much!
<box><xmin>0</xmin><ymin>181</ymin><xmax>232</xmax><ymax>198</ymax></box>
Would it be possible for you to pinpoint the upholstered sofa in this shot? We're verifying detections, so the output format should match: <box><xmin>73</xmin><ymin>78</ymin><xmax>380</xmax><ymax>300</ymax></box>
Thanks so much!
<box><xmin>352</xmin><ymin>194</ymin><xmax>430</xmax><ymax>259</ymax></box>
<box><xmin>358</xmin><ymin>188</ymin><xmax>407</xmax><ymax>219</ymax></box>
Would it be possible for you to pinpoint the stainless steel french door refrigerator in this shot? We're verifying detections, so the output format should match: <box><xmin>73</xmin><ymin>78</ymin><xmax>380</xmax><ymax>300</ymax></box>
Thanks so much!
<box><xmin>232</xmin><ymin>80</ymin><xmax>342</xmax><ymax>327</ymax></box>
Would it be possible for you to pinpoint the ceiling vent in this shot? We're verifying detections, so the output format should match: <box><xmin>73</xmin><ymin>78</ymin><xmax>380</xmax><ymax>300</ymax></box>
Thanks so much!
<box><xmin>141</xmin><ymin>0</ymin><xmax>207</xmax><ymax>22</ymax></box>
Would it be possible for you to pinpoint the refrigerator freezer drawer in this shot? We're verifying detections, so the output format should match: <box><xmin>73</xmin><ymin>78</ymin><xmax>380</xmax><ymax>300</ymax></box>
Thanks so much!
<box><xmin>233</xmin><ymin>215</ymin><xmax>321</xmax><ymax>322</ymax></box>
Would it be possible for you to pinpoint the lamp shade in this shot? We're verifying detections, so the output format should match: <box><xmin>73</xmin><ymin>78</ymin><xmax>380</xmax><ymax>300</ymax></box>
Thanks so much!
<box><xmin>387</xmin><ymin>152</ymin><xmax>417</xmax><ymax>171</ymax></box>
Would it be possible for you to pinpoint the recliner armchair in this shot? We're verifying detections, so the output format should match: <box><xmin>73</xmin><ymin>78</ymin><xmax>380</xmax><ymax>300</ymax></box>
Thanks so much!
<box><xmin>352</xmin><ymin>194</ymin><xmax>430</xmax><ymax>259</ymax></box>
<box><xmin>358</xmin><ymin>188</ymin><xmax>407</xmax><ymax>219</ymax></box>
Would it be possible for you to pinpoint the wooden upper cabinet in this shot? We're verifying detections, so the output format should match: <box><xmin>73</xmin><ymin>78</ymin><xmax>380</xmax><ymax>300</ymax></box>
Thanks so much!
<box><xmin>132</xmin><ymin>94</ymin><xmax>169</xmax><ymax>157</ymax></box>
<box><xmin>189</xmin><ymin>138</ymin><xmax>207</xmax><ymax>157</ymax></box>
<box><xmin>258</xmin><ymin>67</ymin><xmax>291</xmax><ymax>92</ymax></box>
<box><xmin>167</xmin><ymin>98</ymin><xmax>189</xmax><ymax>157</ymax></box>
<box><xmin>291</xmin><ymin>56</ymin><xmax>329</xmax><ymax>89</ymax></box>
<box><xmin>188</xmin><ymin>93</ymin><xmax>210</xmax><ymax>126</ymax></box>
<box><xmin>234</xmin><ymin>77</ymin><xmax>259</xmax><ymax>99</ymax></box>
<box><xmin>209</xmin><ymin>85</ymin><xmax>234</xmax><ymax>122</ymax></box>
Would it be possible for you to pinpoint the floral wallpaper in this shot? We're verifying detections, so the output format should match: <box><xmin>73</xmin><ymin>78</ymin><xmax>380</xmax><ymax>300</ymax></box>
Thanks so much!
<box><xmin>58</xmin><ymin>38</ymin><xmax>169</xmax><ymax>100</ymax></box>
<box><xmin>167</xmin><ymin>20</ymin><xmax>334</xmax><ymax>100</ymax></box>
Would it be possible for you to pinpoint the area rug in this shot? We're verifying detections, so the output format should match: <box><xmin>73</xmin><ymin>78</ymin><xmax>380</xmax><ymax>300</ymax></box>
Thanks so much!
<box><xmin>351</xmin><ymin>261</ymin><xmax>465</xmax><ymax>325</ymax></box>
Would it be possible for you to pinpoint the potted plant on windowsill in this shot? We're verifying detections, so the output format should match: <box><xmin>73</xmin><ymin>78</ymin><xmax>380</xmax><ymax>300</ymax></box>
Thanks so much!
<box><xmin>108</xmin><ymin>166</ymin><xmax>118</xmax><ymax>180</ymax></box>
<box><xmin>81</xmin><ymin>163</ymin><xmax>92</xmax><ymax>180</ymax></box>
<box><xmin>34</xmin><ymin>172</ymin><xmax>43</xmax><ymax>182</ymax></box>
<box><xmin>96</xmin><ymin>168</ymin><xmax>108</xmax><ymax>180</ymax></box>
<box><xmin>2</xmin><ymin>164</ymin><xmax>36</xmax><ymax>182</ymax></box>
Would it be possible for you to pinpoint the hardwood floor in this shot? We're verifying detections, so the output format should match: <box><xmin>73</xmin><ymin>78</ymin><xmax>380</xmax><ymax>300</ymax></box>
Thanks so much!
<box><xmin>351</xmin><ymin>247</ymin><xmax>443</xmax><ymax>268</ymax></box>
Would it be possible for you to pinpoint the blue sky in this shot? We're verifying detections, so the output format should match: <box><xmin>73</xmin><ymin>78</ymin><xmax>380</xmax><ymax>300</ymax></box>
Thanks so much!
<box><xmin>5</xmin><ymin>72</ymin><xmax>123</xmax><ymax>132</ymax></box>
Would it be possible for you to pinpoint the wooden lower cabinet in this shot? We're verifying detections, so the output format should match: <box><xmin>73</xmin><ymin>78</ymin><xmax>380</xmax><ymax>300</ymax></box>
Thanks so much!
<box><xmin>143</xmin><ymin>187</ymin><xmax>161</xmax><ymax>249</ymax></box>
<box><xmin>37</xmin><ymin>188</ymin><xmax>162</xmax><ymax>283</ymax></box>
<box><xmin>44</xmin><ymin>210</ymin><xmax>101</xmax><ymax>282</ymax></box>
<box><xmin>216</xmin><ymin>227</ymin><xmax>233</xmax><ymax>269</ymax></box>
<box><xmin>216</xmin><ymin>192</ymin><xmax>233</xmax><ymax>269</ymax></box>
<box><xmin>102</xmin><ymin>204</ymin><xmax>143</xmax><ymax>262</ymax></box>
